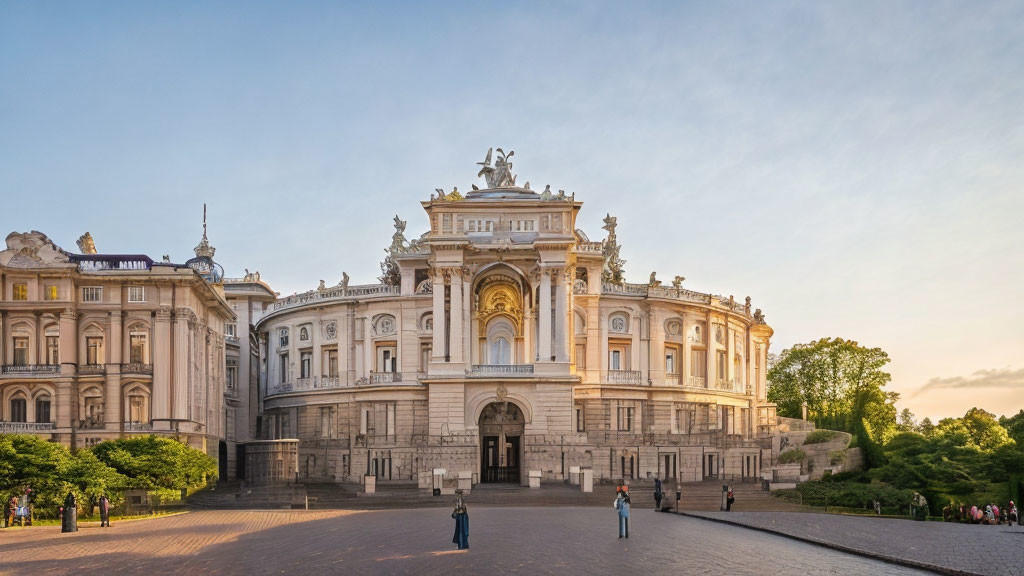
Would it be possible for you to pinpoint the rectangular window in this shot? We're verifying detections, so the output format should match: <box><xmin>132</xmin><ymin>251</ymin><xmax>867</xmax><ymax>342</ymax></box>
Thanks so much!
<box><xmin>610</xmin><ymin>350</ymin><xmax>621</xmax><ymax>371</ymax></box>
<box><xmin>300</xmin><ymin>351</ymin><xmax>312</xmax><ymax>378</ymax></box>
<box><xmin>716</xmin><ymin>351</ymin><xmax>727</xmax><ymax>382</ymax></box>
<box><xmin>226</xmin><ymin>366</ymin><xmax>237</xmax><ymax>390</ymax></box>
<box><xmin>376</xmin><ymin>344</ymin><xmax>397</xmax><ymax>373</ymax></box>
<box><xmin>46</xmin><ymin>336</ymin><xmax>59</xmax><ymax>365</ymax></box>
<box><xmin>12</xmin><ymin>283</ymin><xmax>28</xmax><ymax>301</ymax></box>
<box><xmin>617</xmin><ymin>405</ymin><xmax>634</xmax><ymax>432</ymax></box>
<box><xmin>324</xmin><ymin>349</ymin><xmax>339</xmax><ymax>377</ymax></box>
<box><xmin>225</xmin><ymin>323</ymin><xmax>236</xmax><ymax>337</ymax></box>
<box><xmin>13</xmin><ymin>337</ymin><xmax>29</xmax><ymax>365</ymax></box>
<box><xmin>691</xmin><ymin>350</ymin><xmax>707</xmax><ymax>378</ymax></box>
<box><xmin>320</xmin><ymin>407</ymin><xmax>332</xmax><ymax>438</ymax></box>
<box><xmin>468</xmin><ymin>220</ymin><xmax>476</xmax><ymax>232</ymax></box>
<box><xmin>82</xmin><ymin>286</ymin><xmax>102</xmax><ymax>302</ymax></box>
<box><xmin>575</xmin><ymin>344</ymin><xmax>586</xmax><ymax>370</ymax></box>
<box><xmin>442</xmin><ymin>213</ymin><xmax>453</xmax><ymax>233</ymax></box>
<box><xmin>86</xmin><ymin>337</ymin><xmax>103</xmax><ymax>365</ymax></box>
<box><xmin>575</xmin><ymin>404</ymin><xmax>585</xmax><ymax>432</ymax></box>
<box><xmin>130</xmin><ymin>333</ymin><xmax>147</xmax><ymax>364</ymax></box>
<box><xmin>280</xmin><ymin>353</ymin><xmax>289</xmax><ymax>383</ymax></box>
<box><xmin>665</xmin><ymin>346</ymin><xmax>679</xmax><ymax>375</ymax></box>
<box><xmin>128</xmin><ymin>286</ymin><xmax>145</xmax><ymax>302</ymax></box>
<box><xmin>44</xmin><ymin>285</ymin><xmax>58</xmax><ymax>300</ymax></box>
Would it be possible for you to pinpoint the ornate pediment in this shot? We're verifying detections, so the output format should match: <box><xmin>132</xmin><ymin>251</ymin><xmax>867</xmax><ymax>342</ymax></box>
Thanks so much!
<box><xmin>0</xmin><ymin>231</ymin><xmax>72</xmax><ymax>268</ymax></box>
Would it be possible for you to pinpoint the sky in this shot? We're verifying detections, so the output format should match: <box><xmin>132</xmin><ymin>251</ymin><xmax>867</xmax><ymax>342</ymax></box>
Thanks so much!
<box><xmin>2</xmin><ymin>1</ymin><xmax>1022</xmax><ymax>421</ymax></box>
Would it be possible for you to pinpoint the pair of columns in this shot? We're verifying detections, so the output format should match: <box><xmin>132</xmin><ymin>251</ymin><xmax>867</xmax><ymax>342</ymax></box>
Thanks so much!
<box><xmin>537</xmin><ymin>267</ymin><xmax>568</xmax><ymax>362</ymax></box>
<box><xmin>431</xmin><ymin>268</ymin><xmax>465</xmax><ymax>363</ymax></box>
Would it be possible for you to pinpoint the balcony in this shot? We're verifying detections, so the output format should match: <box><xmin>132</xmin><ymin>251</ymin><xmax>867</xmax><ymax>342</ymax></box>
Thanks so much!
<box><xmin>370</xmin><ymin>371</ymin><xmax>401</xmax><ymax>384</ymax></box>
<box><xmin>0</xmin><ymin>422</ymin><xmax>56</xmax><ymax>433</ymax></box>
<box><xmin>78</xmin><ymin>364</ymin><xmax>105</xmax><ymax>375</ymax></box>
<box><xmin>712</xmin><ymin>378</ymin><xmax>746</xmax><ymax>394</ymax></box>
<box><xmin>124</xmin><ymin>422</ymin><xmax>153</xmax><ymax>432</ymax></box>
<box><xmin>469</xmin><ymin>364</ymin><xmax>535</xmax><ymax>377</ymax></box>
<box><xmin>665</xmin><ymin>373</ymin><xmax>680</xmax><ymax>385</ymax></box>
<box><xmin>316</xmin><ymin>375</ymin><xmax>344</xmax><ymax>389</ymax></box>
<box><xmin>0</xmin><ymin>364</ymin><xmax>60</xmax><ymax>376</ymax></box>
<box><xmin>122</xmin><ymin>363</ymin><xmax>153</xmax><ymax>375</ymax></box>
<box><xmin>687</xmin><ymin>375</ymin><xmax>707</xmax><ymax>388</ymax></box>
<box><xmin>607</xmin><ymin>370</ymin><xmax>645</xmax><ymax>385</ymax></box>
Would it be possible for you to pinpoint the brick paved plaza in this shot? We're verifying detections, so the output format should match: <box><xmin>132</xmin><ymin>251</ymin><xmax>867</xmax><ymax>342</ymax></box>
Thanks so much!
<box><xmin>0</xmin><ymin>508</ymin><xmax>934</xmax><ymax>576</ymax></box>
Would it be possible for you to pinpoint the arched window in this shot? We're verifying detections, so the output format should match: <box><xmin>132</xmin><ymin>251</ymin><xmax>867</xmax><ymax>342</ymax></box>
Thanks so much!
<box><xmin>490</xmin><ymin>337</ymin><xmax>511</xmax><ymax>365</ymax></box>
<box><xmin>10</xmin><ymin>398</ymin><xmax>27</xmax><ymax>422</ymax></box>
<box><xmin>35</xmin><ymin>395</ymin><xmax>51</xmax><ymax>423</ymax></box>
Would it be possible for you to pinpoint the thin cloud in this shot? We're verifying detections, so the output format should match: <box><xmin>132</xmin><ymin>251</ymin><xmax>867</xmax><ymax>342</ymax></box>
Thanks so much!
<box><xmin>911</xmin><ymin>367</ymin><xmax>1024</xmax><ymax>398</ymax></box>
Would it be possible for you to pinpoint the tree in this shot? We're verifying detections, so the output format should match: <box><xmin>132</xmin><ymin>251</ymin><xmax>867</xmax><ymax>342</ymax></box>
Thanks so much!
<box><xmin>767</xmin><ymin>338</ymin><xmax>893</xmax><ymax>433</ymax></box>
<box><xmin>999</xmin><ymin>410</ymin><xmax>1024</xmax><ymax>448</ymax></box>
<box><xmin>918</xmin><ymin>417</ymin><xmax>935</xmax><ymax>437</ymax></box>
<box><xmin>92</xmin><ymin>435</ymin><xmax>217</xmax><ymax>498</ymax></box>
<box><xmin>0</xmin><ymin>434</ymin><xmax>72</xmax><ymax>514</ymax></box>
<box><xmin>897</xmin><ymin>408</ymin><xmax>917</xmax><ymax>433</ymax></box>
<box><xmin>65</xmin><ymin>450</ymin><xmax>127</xmax><ymax>504</ymax></box>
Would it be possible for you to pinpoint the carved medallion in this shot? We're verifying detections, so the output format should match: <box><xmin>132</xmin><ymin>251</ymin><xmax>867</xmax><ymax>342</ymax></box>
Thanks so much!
<box><xmin>325</xmin><ymin>321</ymin><xmax>337</xmax><ymax>340</ymax></box>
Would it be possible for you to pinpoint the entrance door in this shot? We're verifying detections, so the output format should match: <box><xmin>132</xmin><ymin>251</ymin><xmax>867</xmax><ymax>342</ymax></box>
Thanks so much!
<box><xmin>481</xmin><ymin>435</ymin><xmax>520</xmax><ymax>483</ymax></box>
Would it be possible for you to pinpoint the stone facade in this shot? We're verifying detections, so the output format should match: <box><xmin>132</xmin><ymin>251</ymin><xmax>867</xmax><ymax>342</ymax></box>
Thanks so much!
<box><xmin>256</xmin><ymin>150</ymin><xmax>779</xmax><ymax>487</ymax></box>
<box><xmin>0</xmin><ymin>229</ymin><xmax>234</xmax><ymax>461</ymax></box>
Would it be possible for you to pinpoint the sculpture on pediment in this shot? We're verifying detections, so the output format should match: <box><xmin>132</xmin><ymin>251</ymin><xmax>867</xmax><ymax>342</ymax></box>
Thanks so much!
<box><xmin>390</xmin><ymin>215</ymin><xmax>408</xmax><ymax>252</ymax></box>
<box><xmin>753</xmin><ymin>309</ymin><xmax>766</xmax><ymax>324</ymax></box>
<box><xmin>476</xmin><ymin>147</ymin><xmax>517</xmax><ymax>188</ymax></box>
<box><xmin>77</xmin><ymin>232</ymin><xmax>97</xmax><ymax>254</ymax></box>
<box><xmin>600</xmin><ymin>214</ymin><xmax>626</xmax><ymax>285</ymax></box>
<box><xmin>745</xmin><ymin>296</ymin><xmax>752</xmax><ymax>314</ymax></box>
<box><xmin>318</xmin><ymin>280</ymin><xmax>326</xmax><ymax>291</ymax></box>
<box><xmin>342</xmin><ymin>272</ymin><xmax>350</xmax><ymax>290</ymax></box>
<box><xmin>672</xmin><ymin>276</ymin><xmax>685</xmax><ymax>289</ymax></box>
<box><xmin>648</xmin><ymin>272</ymin><xmax>661</xmax><ymax>287</ymax></box>
<box><xmin>0</xmin><ymin>231</ymin><xmax>72</xmax><ymax>268</ymax></box>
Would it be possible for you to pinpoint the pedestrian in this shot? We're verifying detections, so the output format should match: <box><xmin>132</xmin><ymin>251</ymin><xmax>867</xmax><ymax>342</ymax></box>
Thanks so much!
<box><xmin>653</xmin><ymin>478</ymin><xmax>663</xmax><ymax>511</ymax></box>
<box><xmin>615</xmin><ymin>489</ymin><xmax>631</xmax><ymax>538</ymax></box>
<box><xmin>451</xmin><ymin>489</ymin><xmax>469</xmax><ymax>550</ymax></box>
<box><xmin>1007</xmin><ymin>501</ymin><xmax>1017</xmax><ymax>526</ymax></box>
<box><xmin>3</xmin><ymin>495</ymin><xmax>10</xmax><ymax>528</ymax></box>
<box><xmin>61</xmin><ymin>492</ymin><xmax>77</xmax><ymax>533</ymax></box>
<box><xmin>726</xmin><ymin>487</ymin><xmax>735</xmax><ymax>512</ymax></box>
<box><xmin>99</xmin><ymin>494</ymin><xmax>111</xmax><ymax>528</ymax></box>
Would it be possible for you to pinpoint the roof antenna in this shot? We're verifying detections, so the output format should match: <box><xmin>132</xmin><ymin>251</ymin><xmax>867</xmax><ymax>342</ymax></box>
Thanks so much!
<box><xmin>203</xmin><ymin>203</ymin><xmax>208</xmax><ymax>239</ymax></box>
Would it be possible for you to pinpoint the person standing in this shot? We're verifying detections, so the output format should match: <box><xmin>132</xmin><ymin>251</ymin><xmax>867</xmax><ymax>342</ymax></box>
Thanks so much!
<box><xmin>98</xmin><ymin>495</ymin><xmax>111</xmax><ymax>528</ymax></box>
<box><xmin>726</xmin><ymin>487</ymin><xmax>735</xmax><ymax>511</ymax></box>
<box><xmin>615</xmin><ymin>489</ymin><xmax>631</xmax><ymax>538</ymax></box>
<box><xmin>3</xmin><ymin>495</ymin><xmax>10</xmax><ymax>528</ymax></box>
<box><xmin>61</xmin><ymin>492</ymin><xmax>78</xmax><ymax>533</ymax></box>
<box><xmin>451</xmin><ymin>489</ymin><xmax>469</xmax><ymax>550</ymax></box>
<box><xmin>653</xmin><ymin>478</ymin><xmax>663</xmax><ymax>511</ymax></box>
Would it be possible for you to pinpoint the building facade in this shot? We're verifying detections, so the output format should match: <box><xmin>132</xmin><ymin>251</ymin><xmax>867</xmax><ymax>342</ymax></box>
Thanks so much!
<box><xmin>256</xmin><ymin>149</ymin><xmax>778</xmax><ymax>487</ymax></box>
<box><xmin>0</xmin><ymin>228</ymin><xmax>234</xmax><ymax>460</ymax></box>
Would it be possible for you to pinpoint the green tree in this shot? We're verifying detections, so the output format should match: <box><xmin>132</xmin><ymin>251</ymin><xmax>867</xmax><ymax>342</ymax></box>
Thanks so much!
<box><xmin>999</xmin><ymin>410</ymin><xmax>1024</xmax><ymax>448</ymax></box>
<box><xmin>92</xmin><ymin>435</ymin><xmax>216</xmax><ymax>498</ymax></box>
<box><xmin>767</xmin><ymin>338</ymin><xmax>893</xmax><ymax>434</ymax></box>
<box><xmin>918</xmin><ymin>417</ymin><xmax>935</xmax><ymax>437</ymax></box>
<box><xmin>0</xmin><ymin>434</ymin><xmax>73</xmax><ymax>515</ymax></box>
<box><xmin>897</xmin><ymin>408</ymin><xmax>917</xmax><ymax>433</ymax></box>
<box><xmin>65</xmin><ymin>449</ymin><xmax>128</xmax><ymax>504</ymax></box>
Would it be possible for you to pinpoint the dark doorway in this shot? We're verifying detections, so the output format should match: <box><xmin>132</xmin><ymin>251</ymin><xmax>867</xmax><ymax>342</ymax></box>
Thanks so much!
<box><xmin>235</xmin><ymin>444</ymin><xmax>246</xmax><ymax>480</ymax></box>
<box><xmin>218</xmin><ymin>441</ymin><xmax>228</xmax><ymax>480</ymax></box>
<box><xmin>482</xmin><ymin>435</ymin><xmax>520</xmax><ymax>483</ymax></box>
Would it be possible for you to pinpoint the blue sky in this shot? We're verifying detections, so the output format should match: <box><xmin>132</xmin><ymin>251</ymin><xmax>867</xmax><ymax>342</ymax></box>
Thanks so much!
<box><xmin>2</xmin><ymin>1</ymin><xmax>1022</xmax><ymax>420</ymax></box>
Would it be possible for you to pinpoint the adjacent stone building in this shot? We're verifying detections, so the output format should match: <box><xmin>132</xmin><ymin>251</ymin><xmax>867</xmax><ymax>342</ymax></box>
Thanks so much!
<box><xmin>0</xmin><ymin>226</ymin><xmax>233</xmax><ymax>461</ymax></box>
<box><xmin>256</xmin><ymin>149</ymin><xmax>778</xmax><ymax>487</ymax></box>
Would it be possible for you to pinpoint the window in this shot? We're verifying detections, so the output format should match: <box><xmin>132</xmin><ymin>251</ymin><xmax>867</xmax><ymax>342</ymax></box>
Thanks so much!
<box><xmin>46</xmin><ymin>336</ymin><xmax>59</xmax><ymax>365</ymax></box>
<box><xmin>45</xmin><ymin>285</ymin><xmax>58</xmax><ymax>300</ymax></box>
<box><xmin>665</xmin><ymin>346</ymin><xmax>679</xmax><ymax>375</ymax></box>
<box><xmin>575</xmin><ymin>344</ymin><xmax>586</xmax><ymax>370</ymax></box>
<box><xmin>320</xmin><ymin>407</ymin><xmax>332</xmax><ymax>438</ymax></box>
<box><xmin>442</xmin><ymin>213</ymin><xmax>453</xmax><ymax>233</ymax></box>
<box><xmin>300</xmin><ymin>351</ymin><xmax>312</xmax><ymax>378</ymax></box>
<box><xmin>82</xmin><ymin>286</ymin><xmax>102</xmax><ymax>302</ymax></box>
<box><xmin>616</xmin><ymin>404</ymin><xmax>634</xmax><ymax>432</ymax></box>
<box><xmin>490</xmin><ymin>336</ymin><xmax>511</xmax><ymax>365</ymax></box>
<box><xmin>9</xmin><ymin>398</ymin><xmax>27</xmax><ymax>422</ymax></box>
<box><xmin>323</xmin><ymin>349</ymin><xmax>339</xmax><ymax>377</ymax></box>
<box><xmin>690</xmin><ymin>350</ymin><xmax>707</xmax><ymax>379</ymax></box>
<box><xmin>716</xmin><ymin>351</ymin><xmax>727</xmax><ymax>382</ymax></box>
<box><xmin>128</xmin><ymin>286</ymin><xmax>145</xmax><ymax>302</ymax></box>
<box><xmin>225</xmin><ymin>323</ymin><xmax>236</xmax><ymax>337</ymax></box>
<box><xmin>575</xmin><ymin>404</ymin><xmax>585</xmax><ymax>432</ymax></box>
<box><xmin>279</xmin><ymin>353</ymin><xmax>290</xmax><ymax>383</ymax></box>
<box><xmin>12</xmin><ymin>283</ymin><xmax>28</xmax><ymax>301</ymax></box>
<box><xmin>127</xmin><ymin>395</ymin><xmax>146</xmax><ymax>424</ymax></box>
<box><xmin>420</xmin><ymin>343</ymin><xmax>431</xmax><ymax>372</ymax></box>
<box><xmin>376</xmin><ymin>344</ymin><xmax>397</xmax><ymax>373</ymax></box>
<box><xmin>130</xmin><ymin>333</ymin><xmax>147</xmax><ymax>364</ymax></box>
<box><xmin>692</xmin><ymin>323</ymin><xmax>705</xmax><ymax>344</ymax></box>
<box><xmin>13</xmin><ymin>337</ymin><xmax>29</xmax><ymax>365</ymax></box>
<box><xmin>279</xmin><ymin>328</ymin><xmax>289</xmax><ymax>348</ymax></box>
<box><xmin>86</xmin><ymin>337</ymin><xmax>103</xmax><ymax>365</ymax></box>
<box><xmin>610</xmin><ymin>350</ymin><xmax>621</xmax><ymax>371</ymax></box>
<box><xmin>35</xmin><ymin>396</ymin><xmax>51</xmax><ymax>423</ymax></box>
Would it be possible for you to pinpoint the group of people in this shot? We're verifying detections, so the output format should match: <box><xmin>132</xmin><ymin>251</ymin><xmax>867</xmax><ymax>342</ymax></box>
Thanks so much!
<box><xmin>3</xmin><ymin>492</ymin><xmax>112</xmax><ymax>530</ymax></box>
<box><xmin>943</xmin><ymin>501</ymin><xmax>1019</xmax><ymax>525</ymax></box>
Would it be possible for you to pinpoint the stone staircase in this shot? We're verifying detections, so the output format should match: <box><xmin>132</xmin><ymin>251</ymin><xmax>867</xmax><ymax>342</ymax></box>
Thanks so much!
<box><xmin>190</xmin><ymin>479</ymin><xmax>802</xmax><ymax>512</ymax></box>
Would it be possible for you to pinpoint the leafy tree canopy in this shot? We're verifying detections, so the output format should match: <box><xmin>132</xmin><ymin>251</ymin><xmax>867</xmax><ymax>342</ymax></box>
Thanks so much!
<box><xmin>92</xmin><ymin>435</ymin><xmax>216</xmax><ymax>496</ymax></box>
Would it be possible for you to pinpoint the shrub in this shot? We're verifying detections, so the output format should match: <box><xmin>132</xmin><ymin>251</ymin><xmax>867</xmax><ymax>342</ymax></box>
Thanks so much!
<box><xmin>830</xmin><ymin>450</ymin><xmax>846</xmax><ymax>465</ymax></box>
<box><xmin>804</xmin><ymin>430</ymin><xmax>839</xmax><ymax>444</ymax></box>
<box><xmin>778</xmin><ymin>449</ymin><xmax>806</xmax><ymax>464</ymax></box>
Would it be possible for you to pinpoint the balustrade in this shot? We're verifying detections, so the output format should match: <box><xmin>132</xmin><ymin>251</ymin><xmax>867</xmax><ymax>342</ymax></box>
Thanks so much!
<box><xmin>0</xmin><ymin>422</ymin><xmax>55</xmax><ymax>433</ymax></box>
<box><xmin>370</xmin><ymin>371</ymin><xmax>401</xmax><ymax>384</ymax></box>
<box><xmin>469</xmin><ymin>364</ymin><xmax>534</xmax><ymax>377</ymax></box>
<box><xmin>124</xmin><ymin>422</ymin><xmax>153</xmax><ymax>431</ymax></box>
<box><xmin>0</xmin><ymin>364</ymin><xmax>59</xmax><ymax>375</ymax></box>
<box><xmin>687</xmin><ymin>375</ymin><xmax>707</xmax><ymax>388</ymax></box>
<box><xmin>122</xmin><ymin>363</ymin><xmax>153</xmax><ymax>375</ymax></box>
<box><xmin>78</xmin><ymin>364</ymin><xmax>105</xmax><ymax>375</ymax></box>
<box><xmin>607</xmin><ymin>369</ymin><xmax>644</xmax><ymax>385</ymax></box>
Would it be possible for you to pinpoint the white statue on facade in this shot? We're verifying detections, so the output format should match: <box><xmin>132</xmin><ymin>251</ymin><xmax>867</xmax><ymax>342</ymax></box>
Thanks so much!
<box><xmin>476</xmin><ymin>147</ymin><xmax>517</xmax><ymax>188</ymax></box>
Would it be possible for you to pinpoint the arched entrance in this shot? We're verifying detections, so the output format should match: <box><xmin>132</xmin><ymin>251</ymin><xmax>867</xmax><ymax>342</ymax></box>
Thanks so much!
<box><xmin>479</xmin><ymin>401</ymin><xmax>525</xmax><ymax>483</ymax></box>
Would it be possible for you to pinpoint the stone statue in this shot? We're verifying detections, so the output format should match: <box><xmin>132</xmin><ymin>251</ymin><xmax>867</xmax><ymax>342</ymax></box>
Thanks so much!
<box><xmin>342</xmin><ymin>272</ymin><xmax>350</xmax><ymax>290</ymax></box>
<box><xmin>541</xmin><ymin>185</ymin><xmax>552</xmax><ymax>200</ymax></box>
<box><xmin>745</xmin><ymin>296</ymin><xmax>751</xmax><ymax>314</ymax></box>
<box><xmin>476</xmin><ymin>147</ymin><xmax>517</xmax><ymax>188</ymax></box>
<box><xmin>254</xmin><ymin>271</ymin><xmax>261</xmax><ymax>281</ymax></box>
<box><xmin>672</xmin><ymin>275</ymin><xmax>685</xmax><ymax>289</ymax></box>
<box><xmin>162</xmin><ymin>255</ymin><xmax>171</xmax><ymax>263</ymax></box>
<box><xmin>602</xmin><ymin>213</ymin><xmax>617</xmax><ymax>237</ymax></box>
<box><xmin>753</xmin><ymin>309</ymin><xmax>766</xmax><ymax>324</ymax></box>
<box><xmin>390</xmin><ymin>215</ymin><xmax>408</xmax><ymax>252</ymax></box>
<box><xmin>648</xmin><ymin>272</ymin><xmax>661</xmax><ymax>287</ymax></box>
<box><xmin>318</xmin><ymin>280</ymin><xmax>326</xmax><ymax>291</ymax></box>
<box><xmin>556</xmin><ymin>189</ymin><xmax>566</xmax><ymax>200</ymax></box>
<box><xmin>76</xmin><ymin>232</ymin><xmax>97</xmax><ymax>254</ymax></box>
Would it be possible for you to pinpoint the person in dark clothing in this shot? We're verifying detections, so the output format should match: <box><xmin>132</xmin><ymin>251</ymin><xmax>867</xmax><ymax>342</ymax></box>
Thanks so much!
<box><xmin>98</xmin><ymin>495</ymin><xmax>111</xmax><ymax>528</ymax></box>
<box><xmin>653</xmin><ymin>478</ymin><xmax>663</xmax><ymax>511</ymax></box>
<box><xmin>61</xmin><ymin>492</ymin><xmax>78</xmax><ymax>533</ymax></box>
<box><xmin>451</xmin><ymin>489</ymin><xmax>469</xmax><ymax>550</ymax></box>
<box><xmin>726</xmin><ymin>488</ymin><xmax>735</xmax><ymax>511</ymax></box>
<box><xmin>3</xmin><ymin>495</ymin><xmax>10</xmax><ymax>528</ymax></box>
<box><xmin>615</xmin><ymin>489</ymin><xmax>631</xmax><ymax>538</ymax></box>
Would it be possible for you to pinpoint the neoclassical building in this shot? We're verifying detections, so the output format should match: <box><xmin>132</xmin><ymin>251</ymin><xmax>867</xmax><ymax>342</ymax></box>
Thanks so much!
<box><xmin>0</xmin><ymin>226</ymin><xmax>234</xmax><ymax>461</ymax></box>
<box><xmin>256</xmin><ymin>149</ymin><xmax>778</xmax><ymax>486</ymax></box>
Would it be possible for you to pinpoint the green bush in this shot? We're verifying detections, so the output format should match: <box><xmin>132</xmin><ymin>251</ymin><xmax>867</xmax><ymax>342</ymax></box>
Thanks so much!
<box><xmin>804</xmin><ymin>430</ymin><xmax>839</xmax><ymax>444</ymax></box>
<box><xmin>829</xmin><ymin>450</ymin><xmax>846</xmax><ymax>465</ymax></box>
<box><xmin>796</xmin><ymin>479</ymin><xmax>914</xmax><ymax>511</ymax></box>
<box><xmin>778</xmin><ymin>449</ymin><xmax>806</xmax><ymax>464</ymax></box>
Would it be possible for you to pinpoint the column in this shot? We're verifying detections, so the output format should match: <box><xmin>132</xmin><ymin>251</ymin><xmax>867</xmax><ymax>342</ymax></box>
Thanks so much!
<box><xmin>432</xmin><ymin>270</ymin><xmax>446</xmax><ymax>360</ymax></box>
<box><xmin>463</xmin><ymin>277</ymin><xmax>471</xmax><ymax>364</ymax></box>
<box><xmin>450</xmin><ymin>270</ymin><xmax>464</xmax><ymax>363</ymax></box>
<box><xmin>705</xmin><ymin>311</ymin><xmax>714</xmax><ymax>387</ymax></box>
<box><xmin>726</xmin><ymin>322</ymin><xmax>734</xmax><ymax>387</ymax></box>
<box><xmin>152</xmin><ymin>308</ymin><xmax>171</xmax><ymax>423</ymax></box>
<box><xmin>172</xmin><ymin>309</ymin><xmax>190</xmax><ymax>421</ymax></box>
<box><xmin>538</xmin><ymin>270</ymin><xmax>552</xmax><ymax>362</ymax></box>
<box><xmin>57</xmin><ymin>310</ymin><xmax>77</xmax><ymax>429</ymax></box>
<box><xmin>554</xmin><ymin>269</ymin><xmax>567</xmax><ymax>362</ymax></box>
<box><xmin>106</xmin><ymin>312</ymin><xmax>123</xmax><ymax>430</ymax></box>
<box><xmin>35</xmin><ymin>312</ymin><xmax>43</xmax><ymax>364</ymax></box>
<box><xmin>363</xmin><ymin>317</ymin><xmax>373</xmax><ymax>377</ymax></box>
<box><xmin>682</xmin><ymin>316</ymin><xmax>692</xmax><ymax>386</ymax></box>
